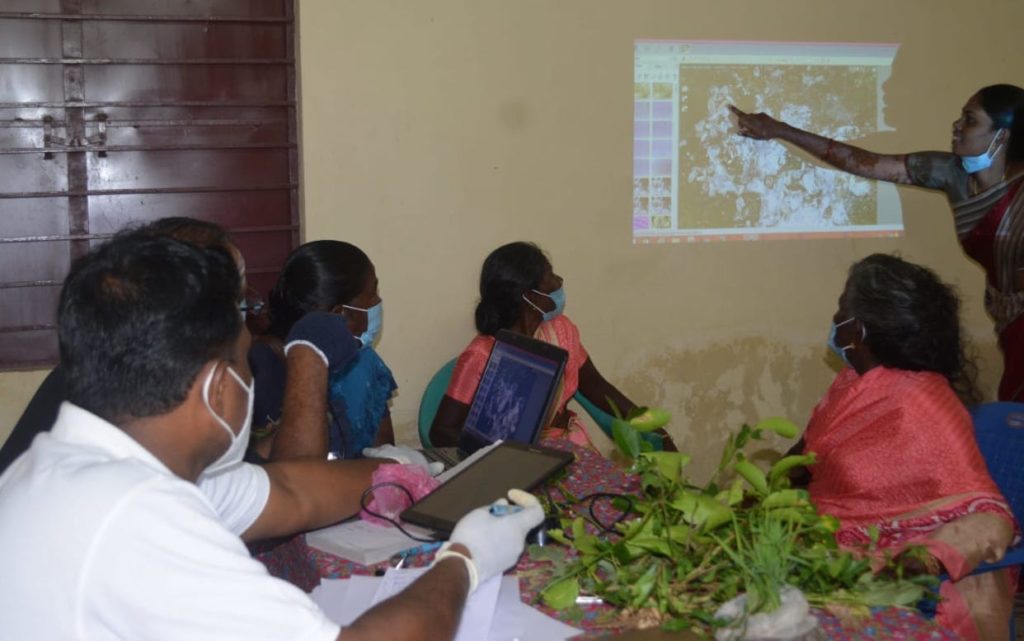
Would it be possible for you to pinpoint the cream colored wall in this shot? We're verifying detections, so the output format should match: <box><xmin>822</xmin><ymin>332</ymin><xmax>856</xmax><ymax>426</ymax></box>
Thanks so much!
<box><xmin>0</xmin><ymin>370</ymin><xmax>50</xmax><ymax>444</ymax></box>
<box><xmin>296</xmin><ymin>0</ymin><xmax>1020</xmax><ymax>481</ymax></box>
<box><xmin>2</xmin><ymin>1</ymin><xmax>1021</xmax><ymax>481</ymax></box>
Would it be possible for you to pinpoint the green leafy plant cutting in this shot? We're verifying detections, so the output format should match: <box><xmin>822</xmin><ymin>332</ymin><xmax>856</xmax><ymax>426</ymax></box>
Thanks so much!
<box><xmin>536</xmin><ymin>412</ymin><xmax>934</xmax><ymax>633</ymax></box>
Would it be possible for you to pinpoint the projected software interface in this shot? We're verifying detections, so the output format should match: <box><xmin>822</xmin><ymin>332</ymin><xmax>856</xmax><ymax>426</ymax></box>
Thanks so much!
<box><xmin>633</xmin><ymin>40</ymin><xmax>901</xmax><ymax>243</ymax></box>
<box><xmin>463</xmin><ymin>342</ymin><xmax>560</xmax><ymax>444</ymax></box>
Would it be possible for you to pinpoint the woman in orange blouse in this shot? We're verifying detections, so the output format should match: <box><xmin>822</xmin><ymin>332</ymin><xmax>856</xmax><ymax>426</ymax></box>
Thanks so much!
<box><xmin>429</xmin><ymin>241</ymin><xmax>676</xmax><ymax>452</ymax></box>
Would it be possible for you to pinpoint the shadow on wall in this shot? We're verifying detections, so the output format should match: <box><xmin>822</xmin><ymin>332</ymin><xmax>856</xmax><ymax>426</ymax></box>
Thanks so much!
<box><xmin>619</xmin><ymin>337</ymin><xmax>840</xmax><ymax>484</ymax></box>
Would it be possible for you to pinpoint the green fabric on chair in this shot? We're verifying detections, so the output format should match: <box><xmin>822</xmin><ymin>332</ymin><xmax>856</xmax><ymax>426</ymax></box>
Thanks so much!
<box><xmin>572</xmin><ymin>391</ymin><xmax>663</xmax><ymax>451</ymax></box>
<box><xmin>418</xmin><ymin>358</ymin><xmax>458</xmax><ymax>448</ymax></box>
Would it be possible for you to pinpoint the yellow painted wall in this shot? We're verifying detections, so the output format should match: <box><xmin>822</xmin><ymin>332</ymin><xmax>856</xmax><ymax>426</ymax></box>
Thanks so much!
<box><xmin>2</xmin><ymin>0</ymin><xmax>1020</xmax><ymax>480</ymax></box>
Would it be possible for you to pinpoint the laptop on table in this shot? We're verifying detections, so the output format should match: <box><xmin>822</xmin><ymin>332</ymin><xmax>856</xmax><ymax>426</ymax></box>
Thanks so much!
<box><xmin>425</xmin><ymin>329</ymin><xmax>569</xmax><ymax>469</ymax></box>
<box><xmin>406</xmin><ymin>330</ymin><xmax>573</xmax><ymax>536</ymax></box>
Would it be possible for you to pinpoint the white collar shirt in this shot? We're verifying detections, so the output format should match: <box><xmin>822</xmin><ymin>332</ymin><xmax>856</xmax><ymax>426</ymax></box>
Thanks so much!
<box><xmin>0</xmin><ymin>403</ymin><xmax>339</xmax><ymax>641</ymax></box>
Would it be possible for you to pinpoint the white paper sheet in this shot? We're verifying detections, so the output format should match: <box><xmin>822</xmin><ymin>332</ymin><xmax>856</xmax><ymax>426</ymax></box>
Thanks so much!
<box><xmin>305</xmin><ymin>519</ymin><xmax>437</xmax><ymax>566</ymax></box>
<box><xmin>373</xmin><ymin>567</ymin><xmax>501</xmax><ymax>641</ymax></box>
<box><xmin>311</xmin><ymin>572</ymin><xmax>581</xmax><ymax>641</ymax></box>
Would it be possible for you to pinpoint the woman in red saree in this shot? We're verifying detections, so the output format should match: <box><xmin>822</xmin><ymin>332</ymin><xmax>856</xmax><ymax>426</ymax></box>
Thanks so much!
<box><xmin>732</xmin><ymin>84</ymin><xmax>1024</xmax><ymax>401</ymax></box>
<box><xmin>428</xmin><ymin>241</ymin><xmax>676</xmax><ymax>452</ymax></box>
<box><xmin>796</xmin><ymin>254</ymin><xmax>1016</xmax><ymax>641</ymax></box>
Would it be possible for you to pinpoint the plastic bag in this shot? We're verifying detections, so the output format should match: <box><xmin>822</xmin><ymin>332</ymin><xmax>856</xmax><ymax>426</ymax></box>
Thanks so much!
<box><xmin>360</xmin><ymin>463</ymin><xmax>441</xmax><ymax>526</ymax></box>
<box><xmin>714</xmin><ymin>586</ymin><xmax>824</xmax><ymax>641</ymax></box>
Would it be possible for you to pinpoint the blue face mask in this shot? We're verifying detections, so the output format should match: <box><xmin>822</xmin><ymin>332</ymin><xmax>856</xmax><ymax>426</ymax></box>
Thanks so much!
<box><xmin>827</xmin><ymin>317</ymin><xmax>858</xmax><ymax>367</ymax></box>
<box><xmin>961</xmin><ymin>130</ymin><xmax>1005</xmax><ymax>174</ymax></box>
<box><xmin>523</xmin><ymin>287</ymin><xmax>566</xmax><ymax>322</ymax></box>
<box><xmin>344</xmin><ymin>301</ymin><xmax>383</xmax><ymax>348</ymax></box>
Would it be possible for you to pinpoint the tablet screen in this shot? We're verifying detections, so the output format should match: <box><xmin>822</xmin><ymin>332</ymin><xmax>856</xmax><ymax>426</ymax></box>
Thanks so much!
<box><xmin>400</xmin><ymin>442</ymin><xmax>573</xmax><ymax>535</ymax></box>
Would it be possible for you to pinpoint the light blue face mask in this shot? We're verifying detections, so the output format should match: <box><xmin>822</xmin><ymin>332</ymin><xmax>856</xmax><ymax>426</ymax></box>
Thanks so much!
<box><xmin>523</xmin><ymin>287</ymin><xmax>566</xmax><ymax>322</ymax></box>
<box><xmin>961</xmin><ymin>129</ymin><xmax>1005</xmax><ymax>174</ymax></box>
<box><xmin>827</xmin><ymin>317</ymin><xmax>860</xmax><ymax>368</ymax></box>
<box><xmin>343</xmin><ymin>301</ymin><xmax>383</xmax><ymax>348</ymax></box>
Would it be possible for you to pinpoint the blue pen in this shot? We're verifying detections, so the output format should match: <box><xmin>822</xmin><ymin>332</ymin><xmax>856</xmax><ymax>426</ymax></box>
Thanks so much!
<box><xmin>489</xmin><ymin>504</ymin><xmax>524</xmax><ymax>516</ymax></box>
<box><xmin>392</xmin><ymin>540</ymin><xmax>443</xmax><ymax>568</ymax></box>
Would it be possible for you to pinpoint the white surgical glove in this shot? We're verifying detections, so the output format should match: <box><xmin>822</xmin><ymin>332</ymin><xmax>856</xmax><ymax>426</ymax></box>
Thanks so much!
<box><xmin>362</xmin><ymin>444</ymin><xmax>444</xmax><ymax>476</ymax></box>
<box><xmin>433</xmin><ymin>489</ymin><xmax>545</xmax><ymax>592</ymax></box>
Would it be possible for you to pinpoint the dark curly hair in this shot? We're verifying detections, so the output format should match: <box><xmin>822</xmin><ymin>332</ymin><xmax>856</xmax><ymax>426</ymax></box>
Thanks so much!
<box><xmin>976</xmin><ymin>84</ymin><xmax>1024</xmax><ymax>163</ymax></box>
<box><xmin>844</xmin><ymin>253</ymin><xmax>980</xmax><ymax>405</ymax></box>
<box><xmin>267</xmin><ymin>240</ymin><xmax>371</xmax><ymax>340</ymax></box>
<box><xmin>475</xmin><ymin>242</ymin><xmax>548</xmax><ymax>336</ymax></box>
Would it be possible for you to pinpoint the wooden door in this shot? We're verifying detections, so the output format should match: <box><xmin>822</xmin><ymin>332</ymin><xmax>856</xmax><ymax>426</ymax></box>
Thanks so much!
<box><xmin>0</xmin><ymin>0</ymin><xmax>298</xmax><ymax>368</ymax></box>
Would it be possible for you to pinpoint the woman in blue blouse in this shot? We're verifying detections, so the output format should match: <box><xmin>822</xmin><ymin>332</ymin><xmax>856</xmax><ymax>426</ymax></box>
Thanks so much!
<box><xmin>249</xmin><ymin>240</ymin><xmax>396</xmax><ymax>460</ymax></box>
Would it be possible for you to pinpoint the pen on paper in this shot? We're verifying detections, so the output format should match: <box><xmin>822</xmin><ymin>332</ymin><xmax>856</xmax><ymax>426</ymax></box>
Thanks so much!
<box><xmin>392</xmin><ymin>541</ymin><xmax>443</xmax><ymax>568</ymax></box>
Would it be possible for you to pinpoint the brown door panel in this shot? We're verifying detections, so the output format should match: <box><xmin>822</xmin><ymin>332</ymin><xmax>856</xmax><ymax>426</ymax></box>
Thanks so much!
<box><xmin>85</xmin><ymin>149</ymin><xmax>289</xmax><ymax>190</ymax></box>
<box><xmin>95</xmin><ymin>120</ymin><xmax>289</xmax><ymax>148</ymax></box>
<box><xmin>0</xmin><ymin>17</ymin><xmax>62</xmax><ymax>57</ymax></box>
<box><xmin>0</xmin><ymin>0</ymin><xmax>297</xmax><ymax>368</ymax></box>
<box><xmin>0</xmin><ymin>330</ymin><xmax>59</xmax><ymax>370</ymax></box>
<box><xmin>0</xmin><ymin>286</ymin><xmax>61</xmax><ymax>328</ymax></box>
<box><xmin>0</xmin><ymin>197</ymin><xmax>69</xmax><ymax>238</ymax></box>
<box><xmin>0</xmin><ymin>154</ymin><xmax>69</xmax><ymax>194</ymax></box>
<box><xmin>83</xmin><ymin>21</ymin><xmax>289</xmax><ymax>59</ymax></box>
<box><xmin>83</xmin><ymin>66</ymin><xmax>288</xmax><ymax>103</ymax></box>
<box><xmin>82</xmin><ymin>0</ymin><xmax>285</xmax><ymax>18</ymax></box>
<box><xmin>0</xmin><ymin>66</ymin><xmax>64</xmax><ymax>103</ymax></box>
<box><xmin>88</xmin><ymin>191</ymin><xmax>292</xmax><ymax>231</ymax></box>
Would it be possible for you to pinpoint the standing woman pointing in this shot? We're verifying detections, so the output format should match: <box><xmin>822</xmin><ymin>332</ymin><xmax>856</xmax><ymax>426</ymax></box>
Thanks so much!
<box><xmin>731</xmin><ymin>85</ymin><xmax>1024</xmax><ymax>401</ymax></box>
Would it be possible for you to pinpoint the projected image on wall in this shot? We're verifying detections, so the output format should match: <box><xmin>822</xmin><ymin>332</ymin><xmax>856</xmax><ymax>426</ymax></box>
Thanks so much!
<box><xmin>633</xmin><ymin>40</ymin><xmax>901</xmax><ymax>243</ymax></box>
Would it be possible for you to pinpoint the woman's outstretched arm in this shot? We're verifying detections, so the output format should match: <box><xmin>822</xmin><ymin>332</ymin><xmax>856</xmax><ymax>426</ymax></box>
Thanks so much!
<box><xmin>729</xmin><ymin>104</ymin><xmax>915</xmax><ymax>185</ymax></box>
<box><xmin>577</xmin><ymin>357</ymin><xmax>678</xmax><ymax>452</ymax></box>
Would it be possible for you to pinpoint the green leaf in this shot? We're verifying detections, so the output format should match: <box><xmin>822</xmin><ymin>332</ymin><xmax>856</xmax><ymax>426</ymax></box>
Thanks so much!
<box><xmin>867</xmin><ymin>525</ymin><xmax>880</xmax><ymax>546</ymax></box>
<box><xmin>628</xmin><ymin>408</ymin><xmax>672</xmax><ymax>432</ymax></box>
<box><xmin>626</xmin><ymin>534</ymin><xmax>673</xmax><ymax>557</ymax></box>
<box><xmin>541</xmin><ymin>577</ymin><xmax>580</xmax><ymax>610</ymax></box>
<box><xmin>527</xmin><ymin>544</ymin><xmax>567</xmax><ymax>564</ymax></box>
<box><xmin>546</xmin><ymin>528</ymin><xmax>571</xmax><ymax>546</ymax></box>
<box><xmin>630</xmin><ymin>563</ymin><xmax>659</xmax><ymax>607</ymax></box>
<box><xmin>669</xmin><ymin>490</ymin><xmax>733</xmax><ymax>531</ymax></box>
<box><xmin>606</xmin><ymin>397</ymin><xmax>623</xmax><ymax>420</ymax></box>
<box><xmin>725</xmin><ymin>478</ymin><xmax>745</xmax><ymax>506</ymax></box>
<box><xmin>733</xmin><ymin>456</ymin><xmax>769</xmax><ymax>495</ymax></box>
<box><xmin>767</xmin><ymin>453</ymin><xmax>816</xmax><ymax>489</ymax></box>
<box><xmin>612</xmin><ymin>419</ymin><xmax>642</xmax><ymax>459</ymax></box>
<box><xmin>755</xmin><ymin>417</ymin><xmax>799</xmax><ymax>439</ymax></box>
<box><xmin>761</xmin><ymin>489</ymin><xmax>810</xmax><ymax>509</ymax></box>
<box><xmin>847</xmin><ymin>579</ymin><xmax>928</xmax><ymax>607</ymax></box>
<box><xmin>661</xmin><ymin>618</ymin><xmax>692</xmax><ymax>632</ymax></box>
<box><xmin>638</xmin><ymin>451</ymin><xmax>691</xmax><ymax>482</ymax></box>
<box><xmin>570</xmin><ymin>517</ymin><xmax>603</xmax><ymax>555</ymax></box>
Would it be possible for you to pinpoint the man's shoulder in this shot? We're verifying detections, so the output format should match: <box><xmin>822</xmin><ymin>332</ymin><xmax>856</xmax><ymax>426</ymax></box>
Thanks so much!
<box><xmin>1</xmin><ymin>443</ymin><xmax>199</xmax><ymax>527</ymax></box>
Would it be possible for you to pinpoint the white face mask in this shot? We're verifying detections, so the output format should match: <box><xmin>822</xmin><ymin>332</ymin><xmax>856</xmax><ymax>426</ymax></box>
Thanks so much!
<box><xmin>200</xmin><ymin>363</ymin><xmax>253</xmax><ymax>476</ymax></box>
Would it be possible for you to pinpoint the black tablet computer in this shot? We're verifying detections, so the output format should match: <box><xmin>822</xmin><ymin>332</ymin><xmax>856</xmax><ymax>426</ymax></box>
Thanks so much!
<box><xmin>401</xmin><ymin>441</ymin><xmax>573</xmax><ymax>536</ymax></box>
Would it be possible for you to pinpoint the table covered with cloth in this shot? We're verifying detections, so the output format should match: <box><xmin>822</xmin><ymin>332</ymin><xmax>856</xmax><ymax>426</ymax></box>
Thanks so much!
<box><xmin>256</xmin><ymin>439</ymin><xmax>960</xmax><ymax>640</ymax></box>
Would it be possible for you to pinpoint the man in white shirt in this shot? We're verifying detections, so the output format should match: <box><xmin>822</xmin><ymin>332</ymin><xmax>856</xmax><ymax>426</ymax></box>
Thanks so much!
<box><xmin>0</xmin><ymin>232</ymin><xmax>543</xmax><ymax>641</ymax></box>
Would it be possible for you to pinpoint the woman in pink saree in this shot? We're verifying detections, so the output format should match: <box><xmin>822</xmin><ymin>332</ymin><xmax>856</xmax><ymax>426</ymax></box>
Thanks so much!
<box><xmin>794</xmin><ymin>254</ymin><xmax>1016</xmax><ymax>641</ymax></box>
<box><xmin>428</xmin><ymin>241</ymin><xmax>676</xmax><ymax>452</ymax></box>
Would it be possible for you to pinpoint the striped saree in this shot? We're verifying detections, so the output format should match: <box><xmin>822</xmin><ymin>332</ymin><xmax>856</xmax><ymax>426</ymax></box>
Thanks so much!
<box><xmin>907</xmin><ymin>152</ymin><xmax>1024</xmax><ymax>400</ymax></box>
